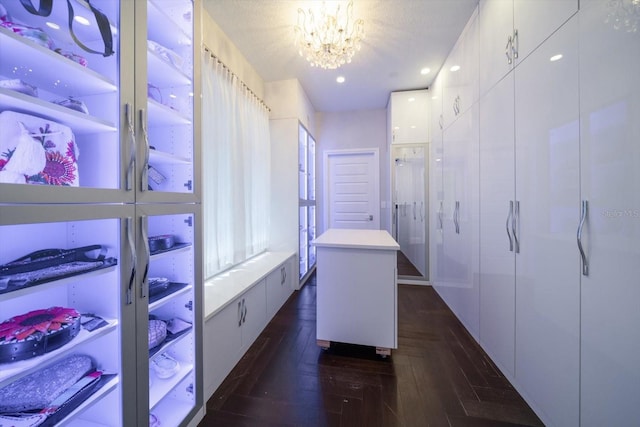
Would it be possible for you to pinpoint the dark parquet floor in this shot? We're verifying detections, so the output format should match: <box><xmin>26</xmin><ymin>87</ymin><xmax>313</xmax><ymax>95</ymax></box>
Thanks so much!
<box><xmin>397</xmin><ymin>251</ymin><xmax>422</xmax><ymax>278</ymax></box>
<box><xmin>199</xmin><ymin>274</ymin><xmax>543</xmax><ymax>427</ymax></box>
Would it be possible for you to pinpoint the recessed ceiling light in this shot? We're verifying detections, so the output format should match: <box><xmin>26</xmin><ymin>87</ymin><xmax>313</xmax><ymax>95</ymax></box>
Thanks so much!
<box><xmin>74</xmin><ymin>16</ymin><xmax>91</xmax><ymax>26</ymax></box>
<box><xmin>336</xmin><ymin>76</ymin><xmax>345</xmax><ymax>83</ymax></box>
<box><xmin>408</xmin><ymin>97</ymin><xmax>415</xmax><ymax>102</ymax></box>
<box><xmin>550</xmin><ymin>54</ymin><xmax>563</xmax><ymax>62</ymax></box>
<box><xmin>46</xmin><ymin>22</ymin><xmax>60</xmax><ymax>30</ymax></box>
<box><xmin>431</xmin><ymin>96</ymin><xmax>438</xmax><ymax>100</ymax></box>
<box><xmin>410</xmin><ymin>125</ymin><xmax>417</xmax><ymax>129</ymax></box>
<box><xmin>420</xmin><ymin>68</ymin><xmax>430</xmax><ymax>75</ymax></box>
<box><xmin>450</xmin><ymin>65</ymin><xmax>461</xmax><ymax>72</ymax></box>
<box><xmin>394</xmin><ymin>126</ymin><xmax>400</xmax><ymax>130</ymax></box>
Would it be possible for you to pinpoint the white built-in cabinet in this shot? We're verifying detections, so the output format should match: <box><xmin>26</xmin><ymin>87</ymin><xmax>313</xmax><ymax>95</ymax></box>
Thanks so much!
<box><xmin>478</xmin><ymin>0</ymin><xmax>578</xmax><ymax>97</ymax></box>
<box><xmin>389</xmin><ymin>90</ymin><xmax>430</xmax><ymax>279</ymax></box>
<box><xmin>203</xmin><ymin>254</ymin><xmax>294</xmax><ymax>399</ymax></box>
<box><xmin>429</xmin><ymin>74</ymin><xmax>445</xmax><ymax>287</ymax></box>
<box><xmin>438</xmin><ymin>102</ymin><xmax>479</xmax><ymax>339</ymax></box>
<box><xmin>299</xmin><ymin>124</ymin><xmax>317</xmax><ymax>281</ymax></box>
<box><xmin>0</xmin><ymin>1</ymin><xmax>202</xmax><ymax>426</ymax></box>
<box><xmin>578</xmin><ymin>1</ymin><xmax>640</xmax><ymax>425</ymax></box>
<box><xmin>478</xmin><ymin>71</ymin><xmax>515</xmax><ymax>377</ymax></box>
<box><xmin>435</xmin><ymin>0</ymin><xmax>639</xmax><ymax>426</ymax></box>
<box><xmin>513</xmin><ymin>17</ymin><xmax>581</xmax><ymax>426</ymax></box>
<box><xmin>389</xmin><ymin>90</ymin><xmax>430</xmax><ymax>144</ymax></box>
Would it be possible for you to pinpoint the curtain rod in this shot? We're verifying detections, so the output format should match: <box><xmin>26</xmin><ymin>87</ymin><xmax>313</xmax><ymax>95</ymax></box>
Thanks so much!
<box><xmin>203</xmin><ymin>46</ymin><xmax>271</xmax><ymax>112</ymax></box>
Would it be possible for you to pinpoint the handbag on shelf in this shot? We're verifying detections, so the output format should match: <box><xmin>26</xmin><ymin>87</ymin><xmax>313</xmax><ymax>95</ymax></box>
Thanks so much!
<box><xmin>0</xmin><ymin>245</ymin><xmax>117</xmax><ymax>295</ymax></box>
<box><xmin>0</xmin><ymin>307</ymin><xmax>81</xmax><ymax>363</ymax></box>
<box><xmin>0</xmin><ymin>111</ymin><xmax>80</xmax><ymax>186</ymax></box>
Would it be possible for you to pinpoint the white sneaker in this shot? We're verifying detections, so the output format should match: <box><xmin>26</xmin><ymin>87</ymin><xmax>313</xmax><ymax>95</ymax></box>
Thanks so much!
<box><xmin>151</xmin><ymin>353</ymin><xmax>180</xmax><ymax>379</ymax></box>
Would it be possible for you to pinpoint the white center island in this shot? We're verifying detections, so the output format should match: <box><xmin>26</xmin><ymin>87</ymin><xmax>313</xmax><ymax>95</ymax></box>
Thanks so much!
<box><xmin>312</xmin><ymin>228</ymin><xmax>400</xmax><ymax>356</ymax></box>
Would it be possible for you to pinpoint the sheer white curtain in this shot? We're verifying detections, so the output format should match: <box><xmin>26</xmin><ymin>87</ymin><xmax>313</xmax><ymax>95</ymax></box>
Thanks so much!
<box><xmin>202</xmin><ymin>50</ymin><xmax>270</xmax><ymax>279</ymax></box>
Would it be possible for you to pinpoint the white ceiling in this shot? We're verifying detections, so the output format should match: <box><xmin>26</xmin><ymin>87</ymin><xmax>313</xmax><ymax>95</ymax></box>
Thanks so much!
<box><xmin>202</xmin><ymin>0</ymin><xmax>479</xmax><ymax>113</ymax></box>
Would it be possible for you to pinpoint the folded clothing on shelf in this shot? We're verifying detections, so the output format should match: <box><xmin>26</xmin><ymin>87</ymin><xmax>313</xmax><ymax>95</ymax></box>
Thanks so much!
<box><xmin>0</xmin><ymin>307</ymin><xmax>81</xmax><ymax>363</ymax></box>
<box><xmin>0</xmin><ymin>110</ymin><xmax>80</xmax><ymax>186</ymax></box>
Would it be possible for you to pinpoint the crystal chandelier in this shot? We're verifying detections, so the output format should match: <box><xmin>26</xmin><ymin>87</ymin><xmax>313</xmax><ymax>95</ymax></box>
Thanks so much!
<box><xmin>606</xmin><ymin>0</ymin><xmax>640</xmax><ymax>32</ymax></box>
<box><xmin>294</xmin><ymin>1</ymin><xmax>365</xmax><ymax>69</ymax></box>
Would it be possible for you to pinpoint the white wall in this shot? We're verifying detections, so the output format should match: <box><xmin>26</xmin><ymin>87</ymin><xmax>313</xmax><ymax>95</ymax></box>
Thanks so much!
<box><xmin>315</xmin><ymin>109</ymin><xmax>391</xmax><ymax>235</ymax></box>
<box><xmin>265</xmin><ymin>79</ymin><xmax>316</xmax><ymax>135</ymax></box>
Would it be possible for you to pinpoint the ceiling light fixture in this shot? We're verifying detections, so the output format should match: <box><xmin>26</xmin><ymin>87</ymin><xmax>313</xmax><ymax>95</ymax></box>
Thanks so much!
<box><xmin>420</xmin><ymin>68</ymin><xmax>430</xmax><ymax>75</ymax></box>
<box><xmin>294</xmin><ymin>1</ymin><xmax>365</xmax><ymax>69</ymax></box>
<box><xmin>336</xmin><ymin>76</ymin><xmax>346</xmax><ymax>83</ymax></box>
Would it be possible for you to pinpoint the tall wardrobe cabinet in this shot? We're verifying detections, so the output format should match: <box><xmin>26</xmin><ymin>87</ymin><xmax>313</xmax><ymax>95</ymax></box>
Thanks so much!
<box><xmin>0</xmin><ymin>1</ymin><xmax>202</xmax><ymax>426</ymax></box>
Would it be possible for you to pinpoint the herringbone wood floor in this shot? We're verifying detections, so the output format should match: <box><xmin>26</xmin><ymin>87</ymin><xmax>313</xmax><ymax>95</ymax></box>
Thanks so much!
<box><xmin>199</xmin><ymin>274</ymin><xmax>543</xmax><ymax>426</ymax></box>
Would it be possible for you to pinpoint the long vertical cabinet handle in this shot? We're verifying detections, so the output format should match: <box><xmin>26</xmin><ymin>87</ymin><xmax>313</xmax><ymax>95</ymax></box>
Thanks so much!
<box><xmin>140</xmin><ymin>215</ymin><xmax>149</xmax><ymax>298</ymax></box>
<box><xmin>420</xmin><ymin>201</ymin><xmax>424</xmax><ymax>222</ymax></box>
<box><xmin>513</xmin><ymin>201</ymin><xmax>520</xmax><ymax>253</ymax></box>
<box><xmin>455</xmin><ymin>201</ymin><xmax>461</xmax><ymax>234</ymax></box>
<box><xmin>438</xmin><ymin>201</ymin><xmax>443</xmax><ymax>229</ymax></box>
<box><xmin>506</xmin><ymin>201</ymin><xmax>514</xmax><ymax>251</ymax></box>
<box><xmin>512</xmin><ymin>29</ymin><xmax>519</xmax><ymax>59</ymax></box>
<box><xmin>237</xmin><ymin>301</ymin><xmax>242</xmax><ymax>327</ymax></box>
<box><xmin>125</xmin><ymin>103</ymin><xmax>136</xmax><ymax>191</ymax></box>
<box><xmin>126</xmin><ymin>217</ymin><xmax>136</xmax><ymax>305</ymax></box>
<box><xmin>413</xmin><ymin>202</ymin><xmax>417</xmax><ymax>220</ymax></box>
<box><xmin>577</xmin><ymin>200</ymin><xmax>589</xmax><ymax>276</ymax></box>
<box><xmin>505</xmin><ymin>35</ymin><xmax>513</xmax><ymax>64</ymax></box>
<box><xmin>139</xmin><ymin>109</ymin><xmax>149</xmax><ymax>192</ymax></box>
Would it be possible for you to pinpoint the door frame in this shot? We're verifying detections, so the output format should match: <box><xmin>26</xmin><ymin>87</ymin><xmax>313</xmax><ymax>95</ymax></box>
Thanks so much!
<box><xmin>323</xmin><ymin>148</ymin><xmax>380</xmax><ymax>231</ymax></box>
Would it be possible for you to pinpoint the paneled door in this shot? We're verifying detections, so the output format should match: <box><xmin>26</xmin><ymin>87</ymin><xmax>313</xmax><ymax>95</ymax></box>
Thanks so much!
<box><xmin>324</xmin><ymin>149</ymin><xmax>380</xmax><ymax>230</ymax></box>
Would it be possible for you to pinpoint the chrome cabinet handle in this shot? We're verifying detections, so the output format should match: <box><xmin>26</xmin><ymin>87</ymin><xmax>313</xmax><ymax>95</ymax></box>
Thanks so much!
<box><xmin>512</xmin><ymin>29</ymin><xmax>519</xmax><ymax>59</ymax></box>
<box><xmin>125</xmin><ymin>103</ymin><xmax>136</xmax><ymax>191</ymax></box>
<box><xmin>513</xmin><ymin>201</ymin><xmax>520</xmax><ymax>253</ymax></box>
<box><xmin>238</xmin><ymin>301</ymin><xmax>242</xmax><ymax>327</ymax></box>
<box><xmin>139</xmin><ymin>109</ymin><xmax>149</xmax><ymax>192</ymax></box>
<box><xmin>439</xmin><ymin>114</ymin><xmax>443</xmax><ymax>130</ymax></box>
<box><xmin>420</xmin><ymin>201</ymin><xmax>424</xmax><ymax>222</ymax></box>
<box><xmin>577</xmin><ymin>200</ymin><xmax>588</xmax><ymax>276</ymax></box>
<box><xmin>506</xmin><ymin>201</ymin><xmax>514</xmax><ymax>252</ymax></box>
<box><xmin>126</xmin><ymin>217</ymin><xmax>136</xmax><ymax>305</ymax></box>
<box><xmin>505</xmin><ymin>35</ymin><xmax>513</xmax><ymax>64</ymax></box>
<box><xmin>454</xmin><ymin>201</ymin><xmax>461</xmax><ymax>234</ymax></box>
<box><xmin>438</xmin><ymin>201</ymin><xmax>443</xmax><ymax>229</ymax></box>
<box><xmin>413</xmin><ymin>202</ymin><xmax>416</xmax><ymax>220</ymax></box>
<box><xmin>140</xmin><ymin>215</ymin><xmax>149</xmax><ymax>298</ymax></box>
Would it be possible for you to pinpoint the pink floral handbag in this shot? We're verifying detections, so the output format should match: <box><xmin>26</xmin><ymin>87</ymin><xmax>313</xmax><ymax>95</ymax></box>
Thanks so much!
<box><xmin>0</xmin><ymin>111</ymin><xmax>80</xmax><ymax>186</ymax></box>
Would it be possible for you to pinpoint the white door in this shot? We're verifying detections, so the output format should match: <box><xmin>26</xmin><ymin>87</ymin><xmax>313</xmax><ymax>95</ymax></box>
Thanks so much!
<box><xmin>324</xmin><ymin>149</ymin><xmax>380</xmax><ymax>230</ymax></box>
<box><xmin>579</xmin><ymin>1</ymin><xmax>640</xmax><ymax>425</ymax></box>
<box><xmin>514</xmin><ymin>17</ymin><xmax>580</xmax><ymax>427</ymax></box>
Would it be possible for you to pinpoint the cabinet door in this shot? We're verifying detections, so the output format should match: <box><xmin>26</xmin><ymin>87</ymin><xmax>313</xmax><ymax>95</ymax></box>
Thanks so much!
<box><xmin>437</xmin><ymin>104</ymin><xmax>479</xmax><ymax>338</ymax></box>
<box><xmin>579</xmin><ymin>1</ymin><xmax>640</xmax><ymax>425</ymax></box>
<box><xmin>514</xmin><ymin>17</ymin><xmax>580</xmax><ymax>427</ymax></box>
<box><xmin>203</xmin><ymin>299</ymin><xmax>243</xmax><ymax>397</ymax></box>
<box><xmin>0</xmin><ymin>1</ymin><xmax>132</xmax><ymax>203</ymax></box>
<box><xmin>390</xmin><ymin>90</ymin><xmax>430</xmax><ymax>144</ymax></box>
<box><xmin>135</xmin><ymin>0</ymin><xmax>200</xmax><ymax>203</ymax></box>
<box><xmin>478</xmin><ymin>0</ymin><xmax>514</xmax><ymax>96</ymax></box>
<box><xmin>0</xmin><ymin>204</ymin><xmax>136</xmax><ymax>426</ymax></box>
<box><xmin>513</xmin><ymin>0</ymin><xmax>578</xmax><ymax>64</ymax></box>
<box><xmin>137</xmin><ymin>203</ymin><xmax>202</xmax><ymax>427</ymax></box>
<box><xmin>266</xmin><ymin>262</ymin><xmax>291</xmax><ymax>320</ymax></box>
<box><xmin>240</xmin><ymin>279</ymin><xmax>267</xmax><ymax>351</ymax></box>
<box><xmin>478</xmin><ymin>72</ymin><xmax>516</xmax><ymax>377</ymax></box>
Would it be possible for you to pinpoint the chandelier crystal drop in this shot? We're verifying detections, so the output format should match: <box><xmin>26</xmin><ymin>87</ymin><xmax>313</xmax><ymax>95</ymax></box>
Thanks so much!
<box><xmin>294</xmin><ymin>1</ymin><xmax>365</xmax><ymax>70</ymax></box>
<box><xmin>606</xmin><ymin>0</ymin><xmax>640</xmax><ymax>32</ymax></box>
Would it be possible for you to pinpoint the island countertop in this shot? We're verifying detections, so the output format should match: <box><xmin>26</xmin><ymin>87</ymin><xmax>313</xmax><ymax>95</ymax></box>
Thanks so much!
<box><xmin>312</xmin><ymin>228</ymin><xmax>400</xmax><ymax>251</ymax></box>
